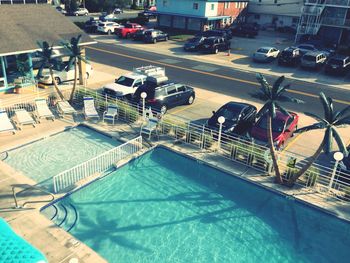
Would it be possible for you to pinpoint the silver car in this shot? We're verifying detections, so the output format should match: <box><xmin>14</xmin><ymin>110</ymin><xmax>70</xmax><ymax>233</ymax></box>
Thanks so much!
<box><xmin>253</xmin><ymin>47</ymin><xmax>280</xmax><ymax>62</ymax></box>
<box><xmin>74</xmin><ymin>8</ymin><xmax>89</xmax><ymax>16</ymax></box>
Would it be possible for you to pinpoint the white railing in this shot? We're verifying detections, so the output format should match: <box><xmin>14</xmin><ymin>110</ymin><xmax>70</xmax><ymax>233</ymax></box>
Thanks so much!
<box><xmin>53</xmin><ymin>136</ymin><xmax>143</xmax><ymax>193</ymax></box>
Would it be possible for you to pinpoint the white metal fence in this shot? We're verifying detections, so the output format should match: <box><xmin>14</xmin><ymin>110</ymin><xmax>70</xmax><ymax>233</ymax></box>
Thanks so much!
<box><xmin>53</xmin><ymin>136</ymin><xmax>143</xmax><ymax>193</ymax></box>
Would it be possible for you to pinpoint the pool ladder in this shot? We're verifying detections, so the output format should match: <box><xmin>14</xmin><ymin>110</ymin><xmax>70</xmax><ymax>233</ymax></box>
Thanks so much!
<box><xmin>12</xmin><ymin>184</ymin><xmax>54</xmax><ymax>209</ymax></box>
<box><xmin>0</xmin><ymin>151</ymin><xmax>8</xmax><ymax>161</ymax></box>
<box><xmin>51</xmin><ymin>203</ymin><xmax>79</xmax><ymax>232</ymax></box>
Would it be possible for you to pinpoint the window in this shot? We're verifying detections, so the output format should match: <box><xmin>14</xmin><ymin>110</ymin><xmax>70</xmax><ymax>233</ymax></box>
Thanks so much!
<box><xmin>224</xmin><ymin>2</ymin><xmax>230</xmax><ymax>8</ymax></box>
<box><xmin>166</xmin><ymin>86</ymin><xmax>177</xmax><ymax>95</ymax></box>
<box><xmin>211</xmin><ymin>4</ymin><xmax>214</xmax><ymax>10</ymax></box>
<box><xmin>193</xmin><ymin>3</ymin><xmax>198</xmax><ymax>9</ymax></box>
<box><xmin>177</xmin><ymin>85</ymin><xmax>186</xmax><ymax>92</ymax></box>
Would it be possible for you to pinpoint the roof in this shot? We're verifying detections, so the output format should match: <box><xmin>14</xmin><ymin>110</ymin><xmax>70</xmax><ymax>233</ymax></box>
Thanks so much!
<box><xmin>156</xmin><ymin>11</ymin><xmax>230</xmax><ymax>20</ymax></box>
<box><xmin>0</xmin><ymin>5</ymin><xmax>95</xmax><ymax>56</ymax></box>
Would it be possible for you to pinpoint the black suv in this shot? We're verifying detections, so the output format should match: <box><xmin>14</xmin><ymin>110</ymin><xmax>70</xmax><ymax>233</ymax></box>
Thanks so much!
<box><xmin>201</xmin><ymin>37</ymin><xmax>230</xmax><ymax>54</ymax></box>
<box><xmin>325</xmin><ymin>55</ymin><xmax>350</xmax><ymax>75</ymax></box>
<box><xmin>134</xmin><ymin>82</ymin><xmax>195</xmax><ymax>114</ymax></box>
<box><xmin>184</xmin><ymin>36</ymin><xmax>205</xmax><ymax>51</ymax></box>
<box><xmin>278</xmin><ymin>47</ymin><xmax>302</xmax><ymax>66</ymax></box>
<box><xmin>206</xmin><ymin>102</ymin><xmax>257</xmax><ymax>136</ymax></box>
<box><xmin>196</xmin><ymin>29</ymin><xmax>232</xmax><ymax>40</ymax></box>
<box><xmin>231</xmin><ymin>24</ymin><xmax>258</xmax><ymax>38</ymax></box>
<box><xmin>144</xmin><ymin>29</ymin><xmax>169</xmax><ymax>43</ymax></box>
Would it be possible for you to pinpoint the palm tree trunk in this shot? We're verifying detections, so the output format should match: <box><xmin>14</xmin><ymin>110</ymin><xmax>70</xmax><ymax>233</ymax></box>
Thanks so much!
<box><xmin>287</xmin><ymin>141</ymin><xmax>324</xmax><ymax>186</ymax></box>
<box><xmin>49</xmin><ymin>67</ymin><xmax>64</xmax><ymax>101</ymax></box>
<box><xmin>267</xmin><ymin>115</ymin><xmax>283</xmax><ymax>184</ymax></box>
<box><xmin>69</xmin><ymin>60</ymin><xmax>78</xmax><ymax>102</ymax></box>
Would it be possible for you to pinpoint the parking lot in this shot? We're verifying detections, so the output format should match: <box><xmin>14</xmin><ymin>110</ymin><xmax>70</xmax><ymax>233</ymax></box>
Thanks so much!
<box><xmin>89</xmin><ymin>30</ymin><xmax>350</xmax><ymax>90</ymax></box>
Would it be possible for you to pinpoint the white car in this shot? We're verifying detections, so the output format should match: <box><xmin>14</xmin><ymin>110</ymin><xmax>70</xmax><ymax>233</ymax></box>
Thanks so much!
<box><xmin>253</xmin><ymin>47</ymin><xmax>280</xmax><ymax>62</ymax></box>
<box><xmin>39</xmin><ymin>62</ymin><xmax>93</xmax><ymax>85</ymax></box>
<box><xmin>97</xmin><ymin>22</ymin><xmax>123</xmax><ymax>34</ymax></box>
<box><xmin>73</xmin><ymin>8</ymin><xmax>89</xmax><ymax>16</ymax></box>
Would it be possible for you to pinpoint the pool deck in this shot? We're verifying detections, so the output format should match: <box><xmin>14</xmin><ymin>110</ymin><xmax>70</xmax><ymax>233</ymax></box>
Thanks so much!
<box><xmin>1</xmin><ymin>106</ymin><xmax>350</xmax><ymax>262</ymax></box>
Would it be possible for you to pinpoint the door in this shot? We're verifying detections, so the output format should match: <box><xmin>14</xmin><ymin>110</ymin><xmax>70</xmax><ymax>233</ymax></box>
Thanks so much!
<box><xmin>165</xmin><ymin>85</ymin><xmax>180</xmax><ymax>107</ymax></box>
<box><xmin>176</xmin><ymin>85</ymin><xmax>188</xmax><ymax>104</ymax></box>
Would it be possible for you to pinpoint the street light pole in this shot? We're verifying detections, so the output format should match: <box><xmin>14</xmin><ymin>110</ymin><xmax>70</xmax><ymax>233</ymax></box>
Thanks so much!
<box><xmin>217</xmin><ymin>116</ymin><xmax>225</xmax><ymax>150</ymax></box>
<box><xmin>328</xmin><ymin>151</ymin><xmax>344</xmax><ymax>191</ymax></box>
<box><xmin>141</xmin><ymin>92</ymin><xmax>147</xmax><ymax>119</ymax></box>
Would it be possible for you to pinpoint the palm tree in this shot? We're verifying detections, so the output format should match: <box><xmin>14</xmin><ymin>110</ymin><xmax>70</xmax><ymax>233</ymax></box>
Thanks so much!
<box><xmin>288</xmin><ymin>92</ymin><xmax>350</xmax><ymax>185</ymax></box>
<box><xmin>36</xmin><ymin>41</ymin><xmax>64</xmax><ymax>100</ymax></box>
<box><xmin>253</xmin><ymin>73</ymin><xmax>304</xmax><ymax>184</ymax></box>
<box><xmin>61</xmin><ymin>35</ymin><xmax>87</xmax><ymax>102</ymax></box>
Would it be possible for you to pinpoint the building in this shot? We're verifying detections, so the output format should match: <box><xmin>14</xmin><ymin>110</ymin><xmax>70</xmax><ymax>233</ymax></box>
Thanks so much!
<box><xmin>295</xmin><ymin>0</ymin><xmax>350</xmax><ymax>45</ymax></box>
<box><xmin>247</xmin><ymin>0</ymin><xmax>303</xmax><ymax>29</ymax></box>
<box><xmin>0</xmin><ymin>0</ymin><xmax>49</xmax><ymax>4</ymax></box>
<box><xmin>0</xmin><ymin>4</ymin><xmax>95</xmax><ymax>93</ymax></box>
<box><xmin>133</xmin><ymin>0</ymin><xmax>156</xmax><ymax>7</ymax></box>
<box><xmin>156</xmin><ymin>0</ymin><xmax>248</xmax><ymax>31</ymax></box>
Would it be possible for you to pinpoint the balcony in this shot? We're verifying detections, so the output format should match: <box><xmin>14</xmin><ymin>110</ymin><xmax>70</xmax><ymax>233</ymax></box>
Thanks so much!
<box><xmin>322</xmin><ymin>17</ymin><xmax>350</xmax><ymax>27</ymax></box>
<box><xmin>305</xmin><ymin>0</ymin><xmax>350</xmax><ymax>7</ymax></box>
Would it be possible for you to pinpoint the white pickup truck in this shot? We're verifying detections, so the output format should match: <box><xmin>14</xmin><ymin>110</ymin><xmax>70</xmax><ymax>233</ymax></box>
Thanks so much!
<box><xmin>102</xmin><ymin>66</ymin><xmax>166</xmax><ymax>99</ymax></box>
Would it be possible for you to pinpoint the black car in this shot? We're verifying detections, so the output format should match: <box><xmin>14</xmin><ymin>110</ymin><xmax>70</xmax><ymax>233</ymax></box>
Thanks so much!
<box><xmin>134</xmin><ymin>81</ymin><xmax>195</xmax><ymax>114</ymax></box>
<box><xmin>183</xmin><ymin>36</ymin><xmax>205</xmax><ymax>51</ymax></box>
<box><xmin>278</xmin><ymin>47</ymin><xmax>302</xmax><ymax>66</ymax></box>
<box><xmin>132</xmin><ymin>29</ymin><xmax>147</xmax><ymax>41</ymax></box>
<box><xmin>325</xmin><ymin>55</ymin><xmax>350</xmax><ymax>75</ymax></box>
<box><xmin>144</xmin><ymin>29</ymin><xmax>169</xmax><ymax>43</ymax></box>
<box><xmin>138</xmin><ymin>10</ymin><xmax>157</xmax><ymax>20</ymax></box>
<box><xmin>196</xmin><ymin>29</ymin><xmax>232</xmax><ymax>40</ymax></box>
<box><xmin>231</xmin><ymin>24</ymin><xmax>258</xmax><ymax>38</ymax></box>
<box><xmin>206</xmin><ymin>102</ymin><xmax>257</xmax><ymax>136</ymax></box>
<box><xmin>84</xmin><ymin>17</ymin><xmax>99</xmax><ymax>33</ymax></box>
<box><xmin>201</xmin><ymin>37</ymin><xmax>230</xmax><ymax>54</ymax></box>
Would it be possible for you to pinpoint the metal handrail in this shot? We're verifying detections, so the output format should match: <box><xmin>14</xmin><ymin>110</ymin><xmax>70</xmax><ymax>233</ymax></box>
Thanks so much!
<box><xmin>67</xmin><ymin>203</ymin><xmax>79</xmax><ymax>232</ymax></box>
<box><xmin>0</xmin><ymin>151</ymin><xmax>8</xmax><ymax>161</ymax></box>
<box><xmin>12</xmin><ymin>184</ymin><xmax>55</xmax><ymax>208</ymax></box>
<box><xmin>57</xmin><ymin>204</ymin><xmax>68</xmax><ymax>227</ymax></box>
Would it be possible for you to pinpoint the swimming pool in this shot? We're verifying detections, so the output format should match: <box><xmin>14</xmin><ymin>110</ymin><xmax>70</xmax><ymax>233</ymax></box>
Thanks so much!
<box><xmin>5</xmin><ymin>125</ymin><xmax>120</xmax><ymax>189</ymax></box>
<box><xmin>42</xmin><ymin>147</ymin><xmax>350</xmax><ymax>263</ymax></box>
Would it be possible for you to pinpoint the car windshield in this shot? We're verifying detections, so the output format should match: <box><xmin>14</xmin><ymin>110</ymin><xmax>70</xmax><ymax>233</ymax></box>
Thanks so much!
<box><xmin>115</xmin><ymin>76</ymin><xmax>134</xmax><ymax>87</ymax></box>
<box><xmin>282</xmin><ymin>50</ymin><xmax>293</xmax><ymax>56</ymax></box>
<box><xmin>188</xmin><ymin>37</ymin><xmax>201</xmax><ymax>43</ymax></box>
<box><xmin>299</xmin><ymin>45</ymin><xmax>314</xmax><ymax>50</ymax></box>
<box><xmin>203</xmin><ymin>39</ymin><xmax>214</xmax><ymax>44</ymax></box>
<box><xmin>216</xmin><ymin>106</ymin><xmax>242</xmax><ymax>121</ymax></box>
<box><xmin>328</xmin><ymin>59</ymin><xmax>343</xmax><ymax>66</ymax></box>
<box><xmin>257</xmin><ymin>48</ymin><xmax>269</xmax><ymax>53</ymax></box>
<box><xmin>125</xmin><ymin>24</ymin><xmax>133</xmax><ymax>28</ymax></box>
<box><xmin>303</xmin><ymin>55</ymin><xmax>315</xmax><ymax>61</ymax></box>
<box><xmin>258</xmin><ymin>116</ymin><xmax>286</xmax><ymax>133</ymax></box>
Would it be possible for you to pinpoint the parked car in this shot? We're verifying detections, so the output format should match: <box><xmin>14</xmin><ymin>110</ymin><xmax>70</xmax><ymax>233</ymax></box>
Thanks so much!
<box><xmin>102</xmin><ymin>66</ymin><xmax>166</xmax><ymax>99</ymax></box>
<box><xmin>301</xmin><ymin>51</ymin><xmax>327</xmax><ymax>70</ymax></box>
<box><xmin>325</xmin><ymin>55</ymin><xmax>350</xmax><ymax>75</ymax></box>
<box><xmin>73</xmin><ymin>8</ymin><xmax>89</xmax><ymax>16</ymax></box>
<box><xmin>115</xmin><ymin>23</ymin><xmax>144</xmax><ymax>38</ymax></box>
<box><xmin>201</xmin><ymin>36</ymin><xmax>230</xmax><ymax>54</ymax></box>
<box><xmin>339</xmin><ymin>153</ymin><xmax>350</xmax><ymax>174</ymax></box>
<box><xmin>97</xmin><ymin>21</ymin><xmax>123</xmax><ymax>34</ymax></box>
<box><xmin>197</xmin><ymin>30</ymin><xmax>232</xmax><ymax>40</ymax></box>
<box><xmin>84</xmin><ymin>17</ymin><xmax>99</xmax><ymax>33</ymax></box>
<box><xmin>38</xmin><ymin>61</ymin><xmax>93</xmax><ymax>85</ymax></box>
<box><xmin>132</xmin><ymin>29</ymin><xmax>148</xmax><ymax>41</ymax></box>
<box><xmin>206</xmin><ymin>102</ymin><xmax>257</xmax><ymax>136</ymax></box>
<box><xmin>278</xmin><ymin>47</ymin><xmax>302</xmax><ymax>66</ymax></box>
<box><xmin>251</xmin><ymin>111</ymin><xmax>299</xmax><ymax>150</ymax></box>
<box><xmin>297</xmin><ymin>44</ymin><xmax>318</xmax><ymax>56</ymax></box>
<box><xmin>253</xmin><ymin>47</ymin><xmax>280</xmax><ymax>62</ymax></box>
<box><xmin>134</xmin><ymin>82</ymin><xmax>195</xmax><ymax>114</ymax></box>
<box><xmin>230</xmin><ymin>24</ymin><xmax>258</xmax><ymax>38</ymax></box>
<box><xmin>139</xmin><ymin>10</ymin><xmax>157</xmax><ymax>20</ymax></box>
<box><xmin>113</xmin><ymin>7</ymin><xmax>123</xmax><ymax>14</ymax></box>
<box><xmin>144</xmin><ymin>29</ymin><xmax>169</xmax><ymax>43</ymax></box>
<box><xmin>183</xmin><ymin>36</ymin><xmax>205</xmax><ymax>51</ymax></box>
<box><xmin>55</xmin><ymin>6</ymin><xmax>67</xmax><ymax>15</ymax></box>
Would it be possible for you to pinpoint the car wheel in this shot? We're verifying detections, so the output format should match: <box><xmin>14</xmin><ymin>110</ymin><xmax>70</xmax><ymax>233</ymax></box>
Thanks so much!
<box><xmin>54</xmin><ymin>77</ymin><xmax>61</xmax><ymax>85</ymax></box>
<box><xmin>187</xmin><ymin>95</ymin><xmax>195</xmax><ymax>105</ymax></box>
<box><xmin>165</xmin><ymin>36</ymin><xmax>169</xmax><ymax>41</ymax></box>
<box><xmin>214</xmin><ymin>48</ymin><xmax>219</xmax><ymax>54</ymax></box>
<box><xmin>160</xmin><ymin>105</ymin><xmax>167</xmax><ymax>114</ymax></box>
<box><xmin>153</xmin><ymin>39</ymin><xmax>157</xmax><ymax>44</ymax></box>
<box><xmin>75</xmin><ymin>14</ymin><xmax>78</xmax><ymax>16</ymax></box>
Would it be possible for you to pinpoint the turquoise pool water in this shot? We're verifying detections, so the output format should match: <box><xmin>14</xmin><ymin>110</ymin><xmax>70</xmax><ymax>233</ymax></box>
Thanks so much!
<box><xmin>42</xmin><ymin>147</ymin><xmax>350</xmax><ymax>263</ymax></box>
<box><xmin>5</xmin><ymin>126</ymin><xmax>120</xmax><ymax>188</ymax></box>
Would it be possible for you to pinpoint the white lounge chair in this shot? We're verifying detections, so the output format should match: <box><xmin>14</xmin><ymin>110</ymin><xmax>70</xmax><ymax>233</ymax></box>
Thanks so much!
<box><xmin>83</xmin><ymin>96</ymin><xmax>99</xmax><ymax>120</ymax></box>
<box><xmin>13</xmin><ymin>109</ymin><xmax>36</xmax><ymax>129</ymax></box>
<box><xmin>0</xmin><ymin>109</ymin><xmax>16</xmax><ymax>135</ymax></box>
<box><xmin>57</xmin><ymin>101</ymin><xmax>76</xmax><ymax>117</ymax></box>
<box><xmin>103</xmin><ymin>104</ymin><xmax>118</xmax><ymax>124</ymax></box>
<box><xmin>140</xmin><ymin>107</ymin><xmax>160</xmax><ymax>139</ymax></box>
<box><xmin>35</xmin><ymin>98</ymin><xmax>55</xmax><ymax>122</ymax></box>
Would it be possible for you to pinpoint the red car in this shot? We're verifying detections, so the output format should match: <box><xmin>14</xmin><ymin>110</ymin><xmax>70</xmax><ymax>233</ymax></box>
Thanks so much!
<box><xmin>115</xmin><ymin>23</ymin><xmax>144</xmax><ymax>38</ymax></box>
<box><xmin>251</xmin><ymin>111</ymin><xmax>299</xmax><ymax>150</ymax></box>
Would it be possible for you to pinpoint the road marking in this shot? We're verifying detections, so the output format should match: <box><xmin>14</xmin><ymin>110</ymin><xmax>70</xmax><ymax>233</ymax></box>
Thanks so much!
<box><xmin>281</xmin><ymin>133</ymin><xmax>303</xmax><ymax>154</ymax></box>
<box><xmin>87</xmin><ymin>46</ymin><xmax>350</xmax><ymax>106</ymax></box>
<box><xmin>192</xmin><ymin>65</ymin><xmax>219</xmax><ymax>72</ymax></box>
<box><xmin>170</xmin><ymin>100</ymin><xmax>207</xmax><ymax>115</ymax></box>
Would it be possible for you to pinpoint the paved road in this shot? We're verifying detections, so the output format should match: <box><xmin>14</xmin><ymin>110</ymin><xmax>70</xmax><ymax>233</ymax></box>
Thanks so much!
<box><xmin>86</xmin><ymin>42</ymin><xmax>350</xmax><ymax>116</ymax></box>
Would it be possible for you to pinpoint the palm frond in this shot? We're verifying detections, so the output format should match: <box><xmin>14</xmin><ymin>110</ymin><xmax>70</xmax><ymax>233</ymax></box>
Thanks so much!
<box><xmin>332</xmin><ymin>127</ymin><xmax>348</xmax><ymax>156</ymax></box>
<box><xmin>272</xmin><ymin>75</ymin><xmax>285</xmax><ymax>95</ymax></box>
<box><xmin>295</xmin><ymin>123</ymin><xmax>326</xmax><ymax>133</ymax></box>
<box><xmin>257</xmin><ymin>102</ymin><xmax>270</xmax><ymax>118</ymax></box>
<box><xmin>324</xmin><ymin>127</ymin><xmax>333</xmax><ymax>154</ymax></box>
<box><xmin>256</xmin><ymin>73</ymin><xmax>272</xmax><ymax>98</ymax></box>
<box><xmin>269</xmin><ymin>102</ymin><xmax>277</xmax><ymax>119</ymax></box>
<box><xmin>250</xmin><ymin>91</ymin><xmax>269</xmax><ymax>101</ymax></box>
<box><xmin>67</xmin><ymin>57</ymin><xmax>76</xmax><ymax>71</ymax></box>
<box><xmin>319</xmin><ymin>92</ymin><xmax>331</xmax><ymax>121</ymax></box>
<box><xmin>276</xmin><ymin>83</ymin><xmax>290</xmax><ymax>96</ymax></box>
<box><xmin>334</xmin><ymin>105</ymin><xmax>350</xmax><ymax>121</ymax></box>
<box><xmin>335</xmin><ymin>116</ymin><xmax>350</xmax><ymax>126</ymax></box>
<box><xmin>277</xmin><ymin>105</ymin><xmax>291</xmax><ymax>117</ymax></box>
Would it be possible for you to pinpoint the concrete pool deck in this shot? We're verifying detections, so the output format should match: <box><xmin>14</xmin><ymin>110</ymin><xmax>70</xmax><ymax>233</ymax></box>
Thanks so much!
<box><xmin>1</xmin><ymin>99</ymin><xmax>350</xmax><ymax>262</ymax></box>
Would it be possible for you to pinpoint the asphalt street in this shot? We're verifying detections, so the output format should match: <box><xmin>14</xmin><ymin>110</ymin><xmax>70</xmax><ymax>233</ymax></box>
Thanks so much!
<box><xmin>86</xmin><ymin>42</ymin><xmax>350</xmax><ymax>116</ymax></box>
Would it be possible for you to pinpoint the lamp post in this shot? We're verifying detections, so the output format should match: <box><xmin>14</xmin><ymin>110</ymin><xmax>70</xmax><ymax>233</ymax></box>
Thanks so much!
<box><xmin>217</xmin><ymin>116</ymin><xmax>225</xmax><ymax>150</ymax></box>
<box><xmin>141</xmin><ymin>92</ymin><xmax>147</xmax><ymax>118</ymax></box>
<box><xmin>328</xmin><ymin>151</ymin><xmax>344</xmax><ymax>191</ymax></box>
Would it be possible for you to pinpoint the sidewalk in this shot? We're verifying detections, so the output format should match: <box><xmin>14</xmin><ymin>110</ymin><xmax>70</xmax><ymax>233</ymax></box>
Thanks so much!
<box><xmin>89</xmin><ymin>33</ymin><xmax>350</xmax><ymax>90</ymax></box>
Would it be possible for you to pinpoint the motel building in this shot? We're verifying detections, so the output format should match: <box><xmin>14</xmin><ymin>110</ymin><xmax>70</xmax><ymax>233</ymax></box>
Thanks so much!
<box><xmin>0</xmin><ymin>4</ymin><xmax>94</xmax><ymax>94</ymax></box>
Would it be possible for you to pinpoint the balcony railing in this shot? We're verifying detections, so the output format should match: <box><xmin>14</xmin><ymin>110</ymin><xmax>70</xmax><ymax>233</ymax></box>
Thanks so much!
<box><xmin>322</xmin><ymin>17</ymin><xmax>348</xmax><ymax>27</ymax></box>
<box><xmin>305</xmin><ymin>0</ymin><xmax>350</xmax><ymax>6</ymax></box>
